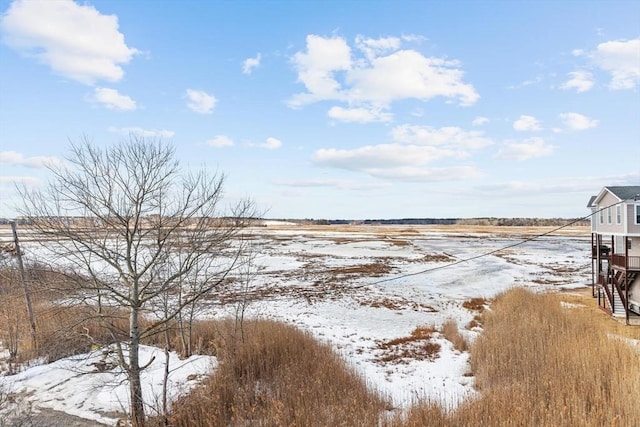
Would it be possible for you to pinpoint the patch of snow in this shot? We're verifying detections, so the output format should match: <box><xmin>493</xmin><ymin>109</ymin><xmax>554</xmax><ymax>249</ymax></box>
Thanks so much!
<box><xmin>3</xmin><ymin>345</ymin><xmax>216</xmax><ymax>425</ymax></box>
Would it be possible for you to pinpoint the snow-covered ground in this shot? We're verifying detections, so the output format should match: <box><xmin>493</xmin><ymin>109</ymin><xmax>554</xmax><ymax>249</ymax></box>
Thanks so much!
<box><xmin>0</xmin><ymin>224</ymin><xmax>591</xmax><ymax>424</ymax></box>
<box><xmin>1</xmin><ymin>345</ymin><xmax>214</xmax><ymax>425</ymax></box>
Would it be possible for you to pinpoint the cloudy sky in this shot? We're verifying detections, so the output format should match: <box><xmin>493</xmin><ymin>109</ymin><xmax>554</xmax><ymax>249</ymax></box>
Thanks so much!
<box><xmin>0</xmin><ymin>0</ymin><xmax>638</xmax><ymax>219</ymax></box>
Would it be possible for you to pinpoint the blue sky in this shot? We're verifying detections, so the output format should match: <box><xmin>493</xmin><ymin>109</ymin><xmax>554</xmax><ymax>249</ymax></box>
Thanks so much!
<box><xmin>0</xmin><ymin>0</ymin><xmax>638</xmax><ymax>219</ymax></box>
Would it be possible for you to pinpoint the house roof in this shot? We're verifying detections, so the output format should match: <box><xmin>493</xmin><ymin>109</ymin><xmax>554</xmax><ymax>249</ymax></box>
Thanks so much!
<box><xmin>592</xmin><ymin>186</ymin><xmax>640</xmax><ymax>206</ymax></box>
<box><xmin>587</xmin><ymin>195</ymin><xmax>597</xmax><ymax>208</ymax></box>
<box><xmin>605</xmin><ymin>186</ymin><xmax>640</xmax><ymax>201</ymax></box>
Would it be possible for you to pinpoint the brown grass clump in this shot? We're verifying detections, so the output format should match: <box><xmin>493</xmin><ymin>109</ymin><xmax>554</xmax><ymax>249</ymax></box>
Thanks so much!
<box><xmin>418</xmin><ymin>253</ymin><xmax>455</xmax><ymax>263</ymax></box>
<box><xmin>466</xmin><ymin>315</ymin><xmax>483</xmax><ymax>330</ymax></box>
<box><xmin>375</xmin><ymin>326</ymin><xmax>441</xmax><ymax>364</ymax></box>
<box><xmin>326</xmin><ymin>262</ymin><xmax>393</xmax><ymax>277</ymax></box>
<box><xmin>462</xmin><ymin>297</ymin><xmax>487</xmax><ymax>312</ymax></box>
<box><xmin>360</xmin><ymin>296</ymin><xmax>438</xmax><ymax>312</ymax></box>
<box><xmin>164</xmin><ymin>319</ymin><xmax>388</xmax><ymax>426</ymax></box>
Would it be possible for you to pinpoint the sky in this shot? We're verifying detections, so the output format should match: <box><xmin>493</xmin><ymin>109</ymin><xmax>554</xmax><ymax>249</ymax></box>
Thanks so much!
<box><xmin>0</xmin><ymin>0</ymin><xmax>638</xmax><ymax>220</ymax></box>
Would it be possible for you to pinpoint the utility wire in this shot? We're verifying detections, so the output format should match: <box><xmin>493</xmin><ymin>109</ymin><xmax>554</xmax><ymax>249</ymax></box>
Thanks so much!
<box><xmin>368</xmin><ymin>196</ymin><xmax>638</xmax><ymax>286</ymax></box>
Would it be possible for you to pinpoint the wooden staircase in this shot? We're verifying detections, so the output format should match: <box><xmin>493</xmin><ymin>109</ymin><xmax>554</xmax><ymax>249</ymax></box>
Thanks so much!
<box><xmin>600</xmin><ymin>272</ymin><xmax>640</xmax><ymax>323</ymax></box>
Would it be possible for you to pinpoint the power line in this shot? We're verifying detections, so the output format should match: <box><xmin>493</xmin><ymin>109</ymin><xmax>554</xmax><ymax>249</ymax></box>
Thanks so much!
<box><xmin>368</xmin><ymin>196</ymin><xmax>637</xmax><ymax>286</ymax></box>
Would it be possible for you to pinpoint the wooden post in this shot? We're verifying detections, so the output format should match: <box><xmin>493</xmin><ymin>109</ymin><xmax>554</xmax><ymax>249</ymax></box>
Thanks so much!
<box><xmin>625</xmin><ymin>236</ymin><xmax>630</xmax><ymax>325</ymax></box>
<box><xmin>9</xmin><ymin>220</ymin><xmax>37</xmax><ymax>350</ymax></box>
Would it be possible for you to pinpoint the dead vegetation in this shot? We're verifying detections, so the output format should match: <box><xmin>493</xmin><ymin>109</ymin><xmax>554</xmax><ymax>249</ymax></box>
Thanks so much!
<box><xmin>415</xmin><ymin>253</ymin><xmax>456</xmax><ymax>263</ymax></box>
<box><xmin>462</xmin><ymin>297</ymin><xmax>487</xmax><ymax>312</ymax></box>
<box><xmin>326</xmin><ymin>262</ymin><xmax>393</xmax><ymax>277</ymax></box>
<box><xmin>374</xmin><ymin>326</ymin><xmax>441</xmax><ymax>364</ymax></box>
<box><xmin>396</xmin><ymin>288</ymin><xmax>640</xmax><ymax>427</ymax></box>
<box><xmin>440</xmin><ymin>319</ymin><xmax>469</xmax><ymax>352</ymax></box>
<box><xmin>159</xmin><ymin>319</ymin><xmax>389</xmax><ymax>427</ymax></box>
<box><xmin>359</xmin><ymin>296</ymin><xmax>438</xmax><ymax>312</ymax></box>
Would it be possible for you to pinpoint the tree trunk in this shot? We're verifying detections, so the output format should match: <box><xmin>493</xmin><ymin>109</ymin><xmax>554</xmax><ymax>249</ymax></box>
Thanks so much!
<box><xmin>129</xmin><ymin>307</ymin><xmax>145</xmax><ymax>427</ymax></box>
<box><xmin>162</xmin><ymin>323</ymin><xmax>170</xmax><ymax>426</ymax></box>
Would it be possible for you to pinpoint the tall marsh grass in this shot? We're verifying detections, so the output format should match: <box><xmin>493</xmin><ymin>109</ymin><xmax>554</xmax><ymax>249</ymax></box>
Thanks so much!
<box><xmin>163</xmin><ymin>319</ymin><xmax>388</xmax><ymax>426</ymax></box>
<box><xmin>400</xmin><ymin>288</ymin><xmax>640</xmax><ymax>426</ymax></box>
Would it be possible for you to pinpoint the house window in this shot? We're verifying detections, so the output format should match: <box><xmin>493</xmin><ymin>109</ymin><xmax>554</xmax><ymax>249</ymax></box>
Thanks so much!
<box><xmin>636</xmin><ymin>205</ymin><xmax>640</xmax><ymax>225</ymax></box>
<box><xmin>616</xmin><ymin>205</ymin><xmax>621</xmax><ymax>224</ymax></box>
<box><xmin>607</xmin><ymin>207</ymin><xmax>612</xmax><ymax>224</ymax></box>
<box><xmin>600</xmin><ymin>208</ymin><xmax>604</xmax><ymax>224</ymax></box>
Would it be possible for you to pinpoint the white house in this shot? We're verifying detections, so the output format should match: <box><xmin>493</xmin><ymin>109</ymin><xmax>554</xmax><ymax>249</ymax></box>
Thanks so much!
<box><xmin>588</xmin><ymin>186</ymin><xmax>640</xmax><ymax>323</ymax></box>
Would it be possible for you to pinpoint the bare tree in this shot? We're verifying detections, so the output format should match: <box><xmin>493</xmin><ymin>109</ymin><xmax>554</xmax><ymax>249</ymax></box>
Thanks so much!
<box><xmin>18</xmin><ymin>137</ymin><xmax>257</xmax><ymax>426</ymax></box>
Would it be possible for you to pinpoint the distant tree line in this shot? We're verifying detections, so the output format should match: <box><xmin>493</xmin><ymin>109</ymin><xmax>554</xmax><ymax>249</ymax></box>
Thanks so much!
<box><xmin>1</xmin><ymin>217</ymin><xmax>590</xmax><ymax>227</ymax></box>
<box><xmin>285</xmin><ymin>217</ymin><xmax>590</xmax><ymax>226</ymax></box>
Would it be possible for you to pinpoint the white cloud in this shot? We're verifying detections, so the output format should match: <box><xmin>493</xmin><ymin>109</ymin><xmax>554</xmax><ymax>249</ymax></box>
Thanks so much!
<box><xmin>289</xmin><ymin>35</ymin><xmax>352</xmax><ymax>107</ymax></box>
<box><xmin>363</xmin><ymin>165</ymin><xmax>482</xmax><ymax>182</ymax></box>
<box><xmin>242</xmin><ymin>53</ymin><xmax>261</xmax><ymax>74</ymax></box>
<box><xmin>185</xmin><ymin>89</ymin><xmax>216</xmax><ymax>114</ymax></box>
<box><xmin>558</xmin><ymin>112</ymin><xmax>599</xmax><ymax>131</ymax></box>
<box><xmin>507</xmin><ymin>75</ymin><xmax>543</xmax><ymax>90</ymax></box>
<box><xmin>92</xmin><ymin>87</ymin><xmax>136</xmax><ymax>111</ymax></box>
<box><xmin>327</xmin><ymin>106</ymin><xmax>392</xmax><ymax>123</ymax></box>
<box><xmin>475</xmin><ymin>171</ymin><xmax>640</xmax><ymax>195</ymax></box>
<box><xmin>0</xmin><ymin>175</ymin><xmax>39</xmax><ymax>186</ymax></box>
<box><xmin>289</xmin><ymin>34</ymin><xmax>478</xmax><ymax>110</ymax></box>
<box><xmin>513</xmin><ymin>115</ymin><xmax>542</xmax><ymax>131</ymax></box>
<box><xmin>247</xmin><ymin>137</ymin><xmax>282</xmax><ymax>150</ymax></box>
<box><xmin>274</xmin><ymin>178</ymin><xmax>391</xmax><ymax>191</ymax></box>
<box><xmin>0</xmin><ymin>0</ymin><xmax>138</xmax><ymax>85</ymax></box>
<box><xmin>591</xmin><ymin>38</ymin><xmax>640</xmax><ymax>89</ymax></box>
<box><xmin>314</xmin><ymin>144</ymin><xmax>458</xmax><ymax>170</ymax></box>
<box><xmin>494</xmin><ymin>137</ymin><xmax>554</xmax><ymax>161</ymax></box>
<box><xmin>475</xmin><ymin>180</ymin><xmax>594</xmax><ymax>196</ymax></box>
<box><xmin>560</xmin><ymin>70</ymin><xmax>594</xmax><ymax>93</ymax></box>
<box><xmin>472</xmin><ymin>116</ymin><xmax>489</xmax><ymax>126</ymax></box>
<box><xmin>206</xmin><ymin>135</ymin><xmax>234</xmax><ymax>148</ymax></box>
<box><xmin>0</xmin><ymin>150</ymin><xmax>62</xmax><ymax>168</ymax></box>
<box><xmin>108</xmin><ymin>126</ymin><xmax>174</xmax><ymax>138</ymax></box>
<box><xmin>312</xmin><ymin>124</ymin><xmax>491</xmax><ymax>182</ymax></box>
<box><xmin>391</xmin><ymin>125</ymin><xmax>493</xmax><ymax>150</ymax></box>
<box><xmin>347</xmin><ymin>50</ymin><xmax>479</xmax><ymax>106</ymax></box>
<box><xmin>261</xmin><ymin>137</ymin><xmax>282</xmax><ymax>150</ymax></box>
<box><xmin>400</xmin><ymin>34</ymin><xmax>427</xmax><ymax>43</ymax></box>
<box><xmin>354</xmin><ymin>35</ymin><xmax>401</xmax><ymax>60</ymax></box>
<box><xmin>313</xmin><ymin>144</ymin><xmax>482</xmax><ymax>182</ymax></box>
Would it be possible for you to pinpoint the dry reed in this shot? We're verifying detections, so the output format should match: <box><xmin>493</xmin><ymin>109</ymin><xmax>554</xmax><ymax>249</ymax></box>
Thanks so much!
<box><xmin>164</xmin><ymin>319</ymin><xmax>389</xmax><ymax>426</ymax></box>
<box><xmin>399</xmin><ymin>288</ymin><xmax>640</xmax><ymax>426</ymax></box>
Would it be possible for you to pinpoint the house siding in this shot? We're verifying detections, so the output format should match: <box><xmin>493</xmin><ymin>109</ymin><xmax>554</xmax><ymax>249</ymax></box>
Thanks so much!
<box><xmin>595</xmin><ymin>192</ymin><xmax>624</xmax><ymax>234</ymax></box>
<box><xmin>627</xmin><ymin>204</ymin><xmax>640</xmax><ymax>235</ymax></box>
<box><xmin>630</xmin><ymin>236</ymin><xmax>640</xmax><ymax>257</ymax></box>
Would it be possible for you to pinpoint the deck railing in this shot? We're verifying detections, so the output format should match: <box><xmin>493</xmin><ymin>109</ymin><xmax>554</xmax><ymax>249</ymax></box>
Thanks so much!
<box><xmin>611</xmin><ymin>254</ymin><xmax>640</xmax><ymax>270</ymax></box>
